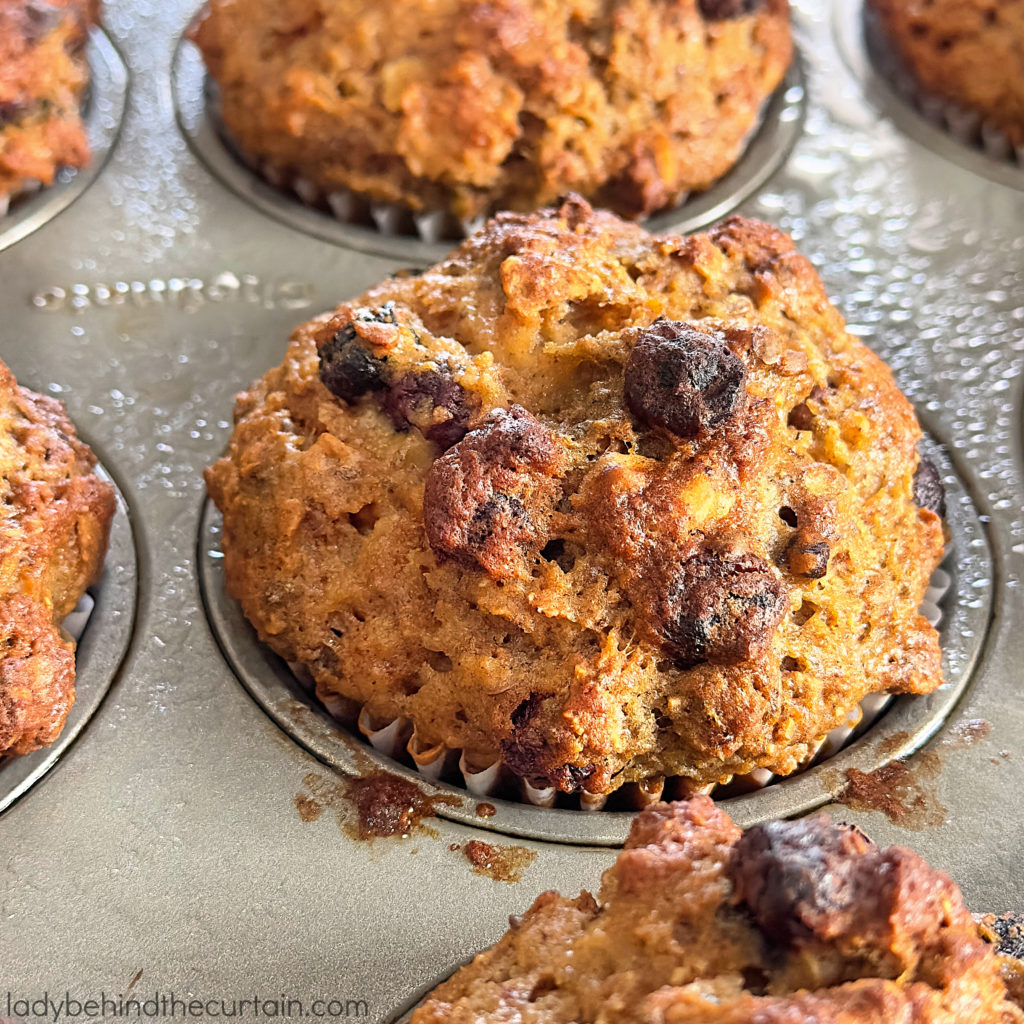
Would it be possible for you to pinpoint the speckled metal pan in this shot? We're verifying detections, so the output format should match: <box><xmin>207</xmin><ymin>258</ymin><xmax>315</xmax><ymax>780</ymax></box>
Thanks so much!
<box><xmin>0</xmin><ymin>458</ymin><xmax>138</xmax><ymax>813</ymax></box>
<box><xmin>170</xmin><ymin>25</ymin><xmax>807</xmax><ymax>262</ymax></box>
<box><xmin>0</xmin><ymin>0</ymin><xmax>1023</xmax><ymax>1015</ymax></box>
<box><xmin>0</xmin><ymin>29</ymin><xmax>129</xmax><ymax>253</ymax></box>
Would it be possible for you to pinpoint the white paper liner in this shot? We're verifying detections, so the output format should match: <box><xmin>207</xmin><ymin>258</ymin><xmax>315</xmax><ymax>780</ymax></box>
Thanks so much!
<box><xmin>63</xmin><ymin>592</ymin><xmax>95</xmax><ymax>642</ymax></box>
<box><xmin>866</xmin><ymin>12</ymin><xmax>1024</xmax><ymax>169</ymax></box>
<box><xmin>293</xmin><ymin>554</ymin><xmax>952</xmax><ymax>812</ymax></box>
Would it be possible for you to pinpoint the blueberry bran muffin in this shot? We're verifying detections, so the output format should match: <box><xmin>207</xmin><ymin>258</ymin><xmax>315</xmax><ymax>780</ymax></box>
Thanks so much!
<box><xmin>0</xmin><ymin>358</ymin><xmax>114</xmax><ymax>757</ymax></box>
<box><xmin>191</xmin><ymin>0</ymin><xmax>792</xmax><ymax>222</ymax></box>
<box><xmin>205</xmin><ymin>198</ymin><xmax>945</xmax><ymax>797</ymax></box>
<box><xmin>412</xmin><ymin>799</ymin><xmax>1024</xmax><ymax>1024</ymax></box>
<box><xmin>0</xmin><ymin>0</ymin><xmax>97</xmax><ymax>201</ymax></box>
<box><xmin>867</xmin><ymin>0</ymin><xmax>1024</xmax><ymax>148</ymax></box>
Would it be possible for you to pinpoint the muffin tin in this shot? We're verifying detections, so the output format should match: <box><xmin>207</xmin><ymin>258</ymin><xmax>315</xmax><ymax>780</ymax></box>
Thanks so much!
<box><xmin>0</xmin><ymin>0</ymin><xmax>1022</xmax><ymax>1014</ymax></box>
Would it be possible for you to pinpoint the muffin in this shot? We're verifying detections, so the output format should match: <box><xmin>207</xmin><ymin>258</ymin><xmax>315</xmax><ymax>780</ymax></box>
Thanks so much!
<box><xmin>191</xmin><ymin>0</ymin><xmax>793</xmax><ymax>224</ymax></box>
<box><xmin>0</xmin><ymin>0</ymin><xmax>98</xmax><ymax>205</ymax></box>
<box><xmin>412</xmin><ymin>798</ymin><xmax>1024</xmax><ymax>1024</ymax></box>
<box><xmin>0</xmin><ymin>358</ymin><xmax>115</xmax><ymax>757</ymax></box>
<box><xmin>205</xmin><ymin>198</ymin><xmax>946</xmax><ymax>798</ymax></box>
<box><xmin>867</xmin><ymin>0</ymin><xmax>1024</xmax><ymax>150</ymax></box>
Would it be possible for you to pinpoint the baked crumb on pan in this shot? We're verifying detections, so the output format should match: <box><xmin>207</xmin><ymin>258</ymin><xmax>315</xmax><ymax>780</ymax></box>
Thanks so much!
<box><xmin>867</xmin><ymin>0</ymin><xmax>1024</xmax><ymax>148</ymax></box>
<box><xmin>412</xmin><ymin>799</ymin><xmax>1024</xmax><ymax>1024</ymax></box>
<box><xmin>206</xmin><ymin>198</ymin><xmax>945</xmax><ymax>797</ymax></box>
<box><xmin>0</xmin><ymin>357</ymin><xmax>114</xmax><ymax>757</ymax></box>
<box><xmin>191</xmin><ymin>0</ymin><xmax>793</xmax><ymax>222</ymax></box>
<box><xmin>0</xmin><ymin>0</ymin><xmax>98</xmax><ymax>201</ymax></box>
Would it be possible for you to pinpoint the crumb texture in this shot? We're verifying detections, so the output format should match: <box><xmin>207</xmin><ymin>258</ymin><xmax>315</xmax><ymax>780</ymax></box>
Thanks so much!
<box><xmin>192</xmin><ymin>0</ymin><xmax>792</xmax><ymax>220</ymax></box>
<box><xmin>412</xmin><ymin>799</ymin><xmax>1024</xmax><ymax>1024</ymax></box>
<box><xmin>206</xmin><ymin>199</ymin><xmax>945</xmax><ymax>795</ymax></box>
<box><xmin>0</xmin><ymin>357</ymin><xmax>114</xmax><ymax>757</ymax></box>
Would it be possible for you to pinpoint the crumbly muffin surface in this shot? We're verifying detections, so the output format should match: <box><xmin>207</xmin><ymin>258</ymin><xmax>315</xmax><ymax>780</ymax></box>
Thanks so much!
<box><xmin>0</xmin><ymin>0</ymin><xmax>97</xmax><ymax>200</ymax></box>
<box><xmin>206</xmin><ymin>199</ymin><xmax>944</xmax><ymax>795</ymax></box>
<box><xmin>868</xmin><ymin>0</ymin><xmax>1024</xmax><ymax>147</ymax></box>
<box><xmin>192</xmin><ymin>0</ymin><xmax>792</xmax><ymax>221</ymax></box>
<box><xmin>412</xmin><ymin>799</ymin><xmax>1024</xmax><ymax>1024</ymax></box>
<box><xmin>0</xmin><ymin>357</ymin><xmax>114</xmax><ymax>757</ymax></box>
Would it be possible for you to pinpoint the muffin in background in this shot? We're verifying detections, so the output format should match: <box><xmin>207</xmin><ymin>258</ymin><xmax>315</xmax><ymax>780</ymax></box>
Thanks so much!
<box><xmin>867</xmin><ymin>0</ymin><xmax>1024</xmax><ymax>151</ymax></box>
<box><xmin>0</xmin><ymin>358</ymin><xmax>114</xmax><ymax>757</ymax></box>
<box><xmin>0</xmin><ymin>0</ymin><xmax>98</xmax><ymax>205</ymax></box>
<box><xmin>191</xmin><ymin>0</ymin><xmax>793</xmax><ymax>224</ymax></box>
<box><xmin>412</xmin><ymin>799</ymin><xmax>1024</xmax><ymax>1024</ymax></box>
<box><xmin>205</xmin><ymin>197</ymin><xmax>946</xmax><ymax>799</ymax></box>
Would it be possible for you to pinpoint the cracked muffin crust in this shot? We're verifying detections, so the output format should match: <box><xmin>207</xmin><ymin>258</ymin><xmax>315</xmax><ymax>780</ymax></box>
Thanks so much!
<box><xmin>0</xmin><ymin>358</ymin><xmax>114</xmax><ymax>757</ymax></box>
<box><xmin>191</xmin><ymin>0</ymin><xmax>792</xmax><ymax>222</ymax></box>
<box><xmin>412</xmin><ymin>799</ymin><xmax>1024</xmax><ymax>1024</ymax></box>
<box><xmin>0</xmin><ymin>0</ymin><xmax>97</xmax><ymax>201</ymax></box>
<box><xmin>205</xmin><ymin>198</ymin><xmax>945</xmax><ymax>796</ymax></box>
<box><xmin>867</xmin><ymin>0</ymin><xmax>1024</xmax><ymax>148</ymax></box>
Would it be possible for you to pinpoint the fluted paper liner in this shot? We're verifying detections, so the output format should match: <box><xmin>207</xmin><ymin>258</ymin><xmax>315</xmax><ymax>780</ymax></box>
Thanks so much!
<box><xmin>291</xmin><ymin>545</ymin><xmax>952</xmax><ymax>811</ymax></box>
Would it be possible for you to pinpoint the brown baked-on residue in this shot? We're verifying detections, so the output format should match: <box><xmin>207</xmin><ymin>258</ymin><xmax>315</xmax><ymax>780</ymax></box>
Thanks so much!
<box><xmin>0</xmin><ymin>357</ymin><xmax>114</xmax><ymax>757</ymax></box>
<box><xmin>867</xmin><ymin>0</ymin><xmax>1024</xmax><ymax>147</ymax></box>
<box><xmin>191</xmin><ymin>0</ymin><xmax>792</xmax><ymax>222</ymax></box>
<box><xmin>412</xmin><ymin>799</ymin><xmax>1024</xmax><ymax>1024</ymax></box>
<box><xmin>0</xmin><ymin>0</ymin><xmax>98</xmax><ymax>200</ymax></box>
<box><xmin>205</xmin><ymin>198</ymin><xmax>945</xmax><ymax>797</ymax></box>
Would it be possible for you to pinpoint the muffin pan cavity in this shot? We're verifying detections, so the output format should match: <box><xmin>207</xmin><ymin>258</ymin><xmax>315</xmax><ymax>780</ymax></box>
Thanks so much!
<box><xmin>0</xmin><ymin>454</ymin><xmax>138</xmax><ymax>814</ymax></box>
<box><xmin>0</xmin><ymin>29</ymin><xmax>129</xmax><ymax>254</ymax></box>
<box><xmin>171</xmin><ymin>28</ymin><xmax>807</xmax><ymax>262</ymax></box>
<box><xmin>199</xmin><ymin>436</ymin><xmax>990</xmax><ymax>847</ymax></box>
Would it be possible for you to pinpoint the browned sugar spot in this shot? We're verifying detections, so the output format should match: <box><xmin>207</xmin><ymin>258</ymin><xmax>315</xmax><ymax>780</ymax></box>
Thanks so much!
<box><xmin>294</xmin><ymin>794</ymin><xmax>323</xmax><ymax>822</ymax></box>
<box><xmin>948</xmin><ymin>718</ymin><xmax>991</xmax><ymax>749</ymax></box>
<box><xmin>299</xmin><ymin>770</ymin><xmax>458</xmax><ymax>841</ymax></box>
<box><xmin>476</xmin><ymin>802</ymin><xmax>497</xmax><ymax>818</ymax></box>
<box><xmin>840</xmin><ymin>753</ymin><xmax>946</xmax><ymax>830</ymax></box>
<box><xmin>454</xmin><ymin>839</ymin><xmax>537</xmax><ymax>884</ymax></box>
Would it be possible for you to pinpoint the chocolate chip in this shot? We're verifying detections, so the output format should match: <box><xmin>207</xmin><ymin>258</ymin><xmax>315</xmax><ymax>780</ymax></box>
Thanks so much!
<box><xmin>382</xmin><ymin>369</ymin><xmax>479</xmax><ymax>450</ymax></box>
<box><xmin>729</xmin><ymin>816</ymin><xmax>876</xmax><ymax>946</ymax></box>
<box><xmin>913</xmin><ymin>456</ymin><xmax>946</xmax><ymax>519</ymax></box>
<box><xmin>788</xmin><ymin>537</ymin><xmax>830</xmax><ymax>579</ymax></box>
<box><xmin>423</xmin><ymin>406</ymin><xmax>564</xmax><ymax>580</ymax></box>
<box><xmin>501</xmin><ymin>693</ymin><xmax>596</xmax><ymax>793</ymax></box>
<box><xmin>659</xmin><ymin>550</ymin><xmax>787</xmax><ymax>668</ymax></box>
<box><xmin>986</xmin><ymin>913</ymin><xmax>1024</xmax><ymax>962</ymax></box>
<box><xmin>698</xmin><ymin>0</ymin><xmax>762</xmax><ymax>19</ymax></box>
<box><xmin>318</xmin><ymin>323</ymin><xmax>387</xmax><ymax>404</ymax></box>
<box><xmin>788</xmin><ymin>402</ymin><xmax>813</xmax><ymax>431</ymax></box>
<box><xmin>0</xmin><ymin>101</ymin><xmax>29</xmax><ymax>127</ymax></box>
<box><xmin>624</xmin><ymin>320</ymin><xmax>747</xmax><ymax>440</ymax></box>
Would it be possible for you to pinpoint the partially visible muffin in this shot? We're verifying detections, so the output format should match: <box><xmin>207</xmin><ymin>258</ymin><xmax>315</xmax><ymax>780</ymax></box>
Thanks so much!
<box><xmin>206</xmin><ymin>198</ymin><xmax>945</xmax><ymax>797</ymax></box>
<box><xmin>867</xmin><ymin>0</ymin><xmax>1024</xmax><ymax>147</ymax></box>
<box><xmin>191</xmin><ymin>0</ymin><xmax>792</xmax><ymax>223</ymax></box>
<box><xmin>0</xmin><ymin>0</ymin><xmax>98</xmax><ymax>202</ymax></box>
<box><xmin>0</xmin><ymin>358</ymin><xmax>114</xmax><ymax>757</ymax></box>
<box><xmin>414</xmin><ymin>799</ymin><xmax>1024</xmax><ymax>1024</ymax></box>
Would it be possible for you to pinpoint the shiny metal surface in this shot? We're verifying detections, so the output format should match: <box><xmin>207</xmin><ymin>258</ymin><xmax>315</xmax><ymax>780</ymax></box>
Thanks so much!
<box><xmin>0</xmin><ymin>0</ymin><xmax>1022</xmax><ymax>1016</ymax></box>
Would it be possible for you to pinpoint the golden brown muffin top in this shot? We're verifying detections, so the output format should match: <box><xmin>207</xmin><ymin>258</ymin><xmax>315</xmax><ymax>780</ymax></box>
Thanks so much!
<box><xmin>413</xmin><ymin>799</ymin><xmax>1024</xmax><ymax>1024</ymax></box>
<box><xmin>868</xmin><ymin>0</ymin><xmax>1024</xmax><ymax>146</ymax></box>
<box><xmin>0</xmin><ymin>357</ymin><xmax>114</xmax><ymax>757</ymax></box>
<box><xmin>192</xmin><ymin>0</ymin><xmax>792</xmax><ymax>219</ymax></box>
<box><xmin>207</xmin><ymin>199</ymin><xmax>944</xmax><ymax>794</ymax></box>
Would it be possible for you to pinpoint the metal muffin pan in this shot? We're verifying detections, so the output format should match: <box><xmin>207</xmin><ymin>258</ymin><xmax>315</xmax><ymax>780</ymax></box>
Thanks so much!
<box><xmin>171</xmin><ymin>25</ymin><xmax>807</xmax><ymax>262</ymax></box>
<box><xmin>0</xmin><ymin>0</ymin><xmax>1022</xmax><ymax>1014</ymax></box>
<box><xmin>0</xmin><ymin>28</ymin><xmax>129</xmax><ymax>253</ymax></box>
<box><xmin>0</xmin><ymin>457</ymin><xmax>138</xmax><ymax>814</ymax></box>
